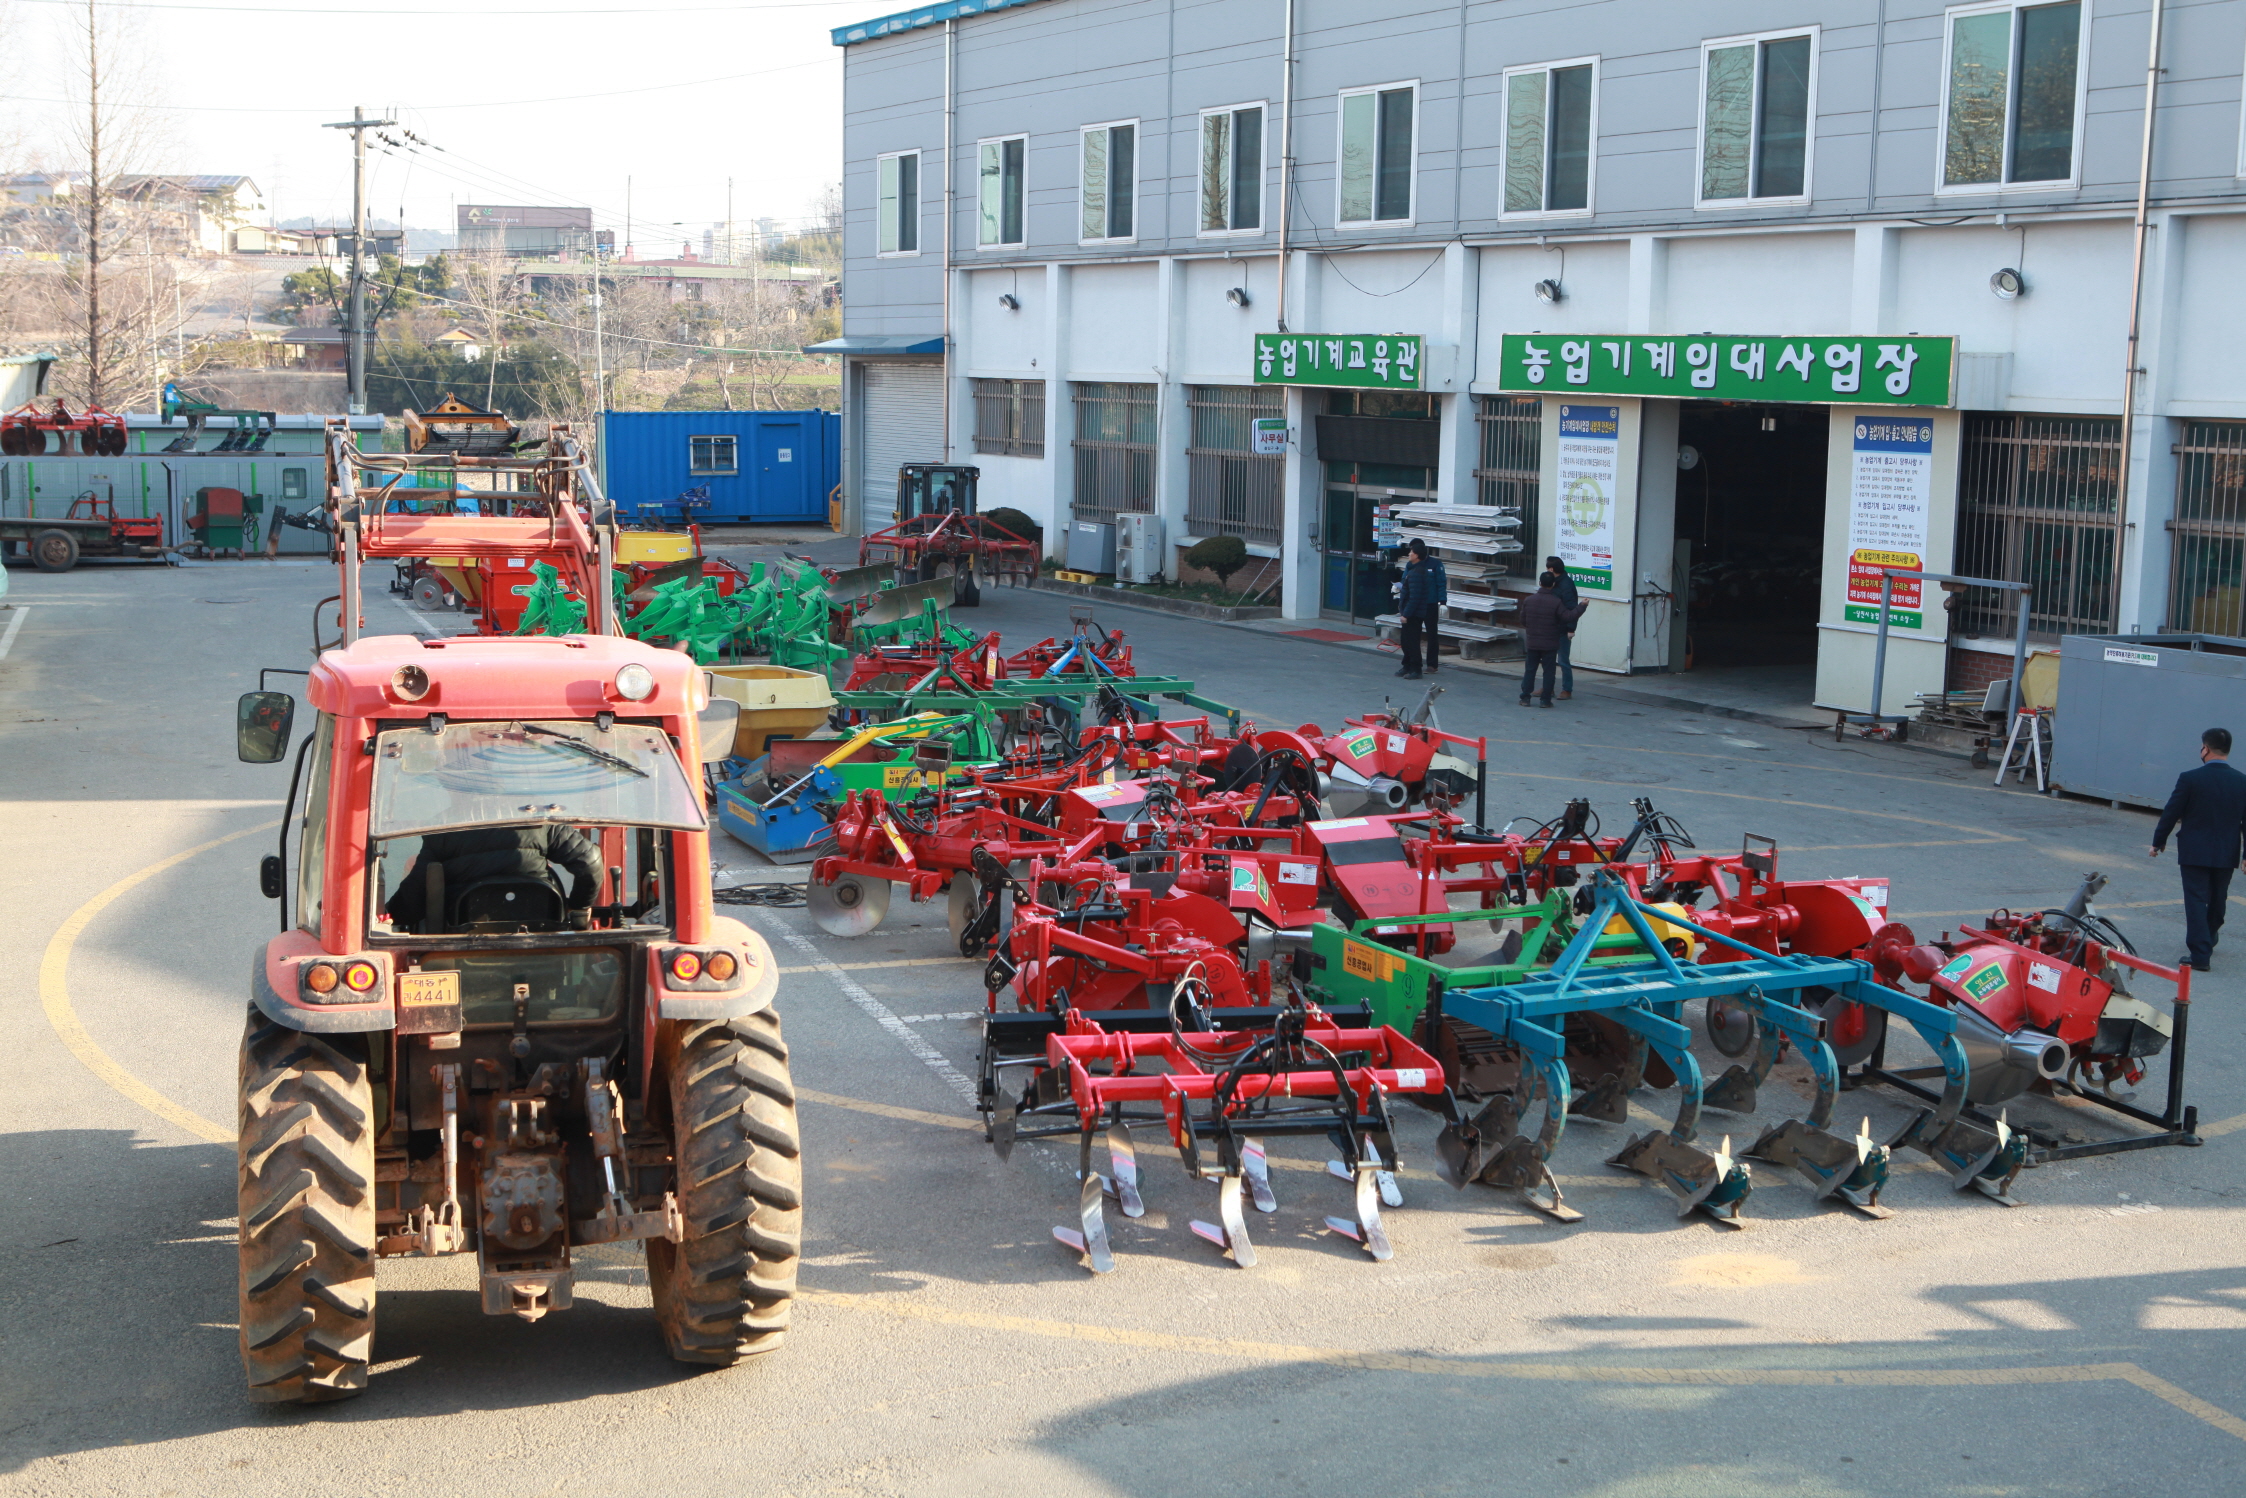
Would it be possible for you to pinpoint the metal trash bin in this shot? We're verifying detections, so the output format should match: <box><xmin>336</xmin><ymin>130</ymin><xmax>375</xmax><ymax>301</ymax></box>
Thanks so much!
<box><xmin>2053</xmin><ymin>631</ymin><xmax>2246</xmax><ymax>808</ymax></box>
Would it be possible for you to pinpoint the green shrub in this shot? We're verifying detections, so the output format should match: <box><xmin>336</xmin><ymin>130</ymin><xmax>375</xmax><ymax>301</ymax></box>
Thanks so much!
<box><xmin>984</xmin><ymin>506</ymin><xmax>1041</xmax><ymax>544</ymax></box>
<box><xmin>1186</xmin><ymin>534</ymin><xmax>1249</xmax><ymax>588</ymax></box>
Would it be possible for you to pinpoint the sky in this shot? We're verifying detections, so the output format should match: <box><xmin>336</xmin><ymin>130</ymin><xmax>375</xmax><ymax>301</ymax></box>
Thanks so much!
<box><xmin>0</xmin><ymin>0</ymin><xmax>875</xmax><ymax>248</ymax></box>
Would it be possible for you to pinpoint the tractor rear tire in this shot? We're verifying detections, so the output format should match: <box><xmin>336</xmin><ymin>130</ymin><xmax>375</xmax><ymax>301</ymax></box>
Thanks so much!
<box><xmin>236</xmin><ymin>1010</ymin><xmax>377</xmax><ymax>1404</ymax></box>
<box><xmin>648</xmin><ymin>1010</ymin><xmax>803</xmax><ymax>1365</ymax></box>
<box><xmin>31</xmin><ymin>528</ymin><xmax>78</xmax><ymax>573</ymax></box>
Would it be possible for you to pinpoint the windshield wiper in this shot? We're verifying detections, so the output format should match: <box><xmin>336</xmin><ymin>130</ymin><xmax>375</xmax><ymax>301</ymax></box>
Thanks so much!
<box><xmin>520</xmin><ymin>722</ymin><xmax>650</xmax><ymax>778</ymax></box>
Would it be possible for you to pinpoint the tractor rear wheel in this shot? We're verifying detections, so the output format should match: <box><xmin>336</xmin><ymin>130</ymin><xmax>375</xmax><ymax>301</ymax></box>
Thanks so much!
<box><xmin>648</xmin><ymin>1009</ymin><xmax>803</xmax><ymax>1364</ymax></box>
<box><xmin>236</xmin><ymin>1010</ymin><xmax>377</xmax><ymax>1403</ymax></box>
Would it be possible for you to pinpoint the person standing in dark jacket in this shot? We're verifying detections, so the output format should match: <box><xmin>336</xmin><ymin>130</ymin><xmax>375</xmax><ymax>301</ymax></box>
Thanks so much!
<box><xmin>1395</xmin><ymin>539</ymin><xmax>1445</xmax><ymax>679</ymax></box>
<box><xmin>387</xmin><ymin>822</ymin><xmax>606</xmax><ymax>932</ymax></box>
<box><xmin>1544</xmin><ymin>554</ymin><xmax>1579</xmax><ymax>700</ymax></box>
<box><xmin>2150</xmin><ymin>727</ymin><xmax>2246</xmax><ymax>971</ymax></box>
<box><xmin>1517</xmin><ymin>572</ymin><xmax>1585</xmax><ymax>707</ymax></box>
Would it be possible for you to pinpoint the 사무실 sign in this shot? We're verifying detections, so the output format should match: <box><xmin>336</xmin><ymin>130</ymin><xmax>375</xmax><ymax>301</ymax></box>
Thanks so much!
<box><xmin>1844</xmin><ymin>416</ymin><xmax>1934</xmax><ymax>628</ymax></box>
<box><xmin>1497</xmin><ymin>333</ymin><xmax>1955</xmax><ymax>407</ymax></box>
<box><xmin>1555</xmin><ymin>403</ymin><xmax>1619</xmax><ymax>593</ymax></box>
<box><xmin>1255</xmin><ymin>333</ymin><xmax>1423</xmax><ymax>389</ymax></box>
<box><xmin>1251</xmin><ymin>416</ymin><xmax>1288</xmax><ymax>454</ymax></box>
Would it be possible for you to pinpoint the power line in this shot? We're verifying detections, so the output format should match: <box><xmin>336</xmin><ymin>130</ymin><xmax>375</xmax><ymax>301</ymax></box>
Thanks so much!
<box><xmin>19</xmin><ymin>0</ymin><xmax>861</xmax><ymax>14</ymax></box>
<box><xmin>399</xmin><ymin>286</ymin><xmax>824</xmax><ymax>359</ymax></box>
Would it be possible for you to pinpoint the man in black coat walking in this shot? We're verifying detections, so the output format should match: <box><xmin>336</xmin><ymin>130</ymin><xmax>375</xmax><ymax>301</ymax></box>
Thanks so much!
<box><xmin>2151</xmin><ymin>727</ymin><xmax>2246</xmax><ymax>971</ymax></box>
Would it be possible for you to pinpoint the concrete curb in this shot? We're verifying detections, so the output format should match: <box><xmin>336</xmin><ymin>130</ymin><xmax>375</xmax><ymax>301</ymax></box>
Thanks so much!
<box><xmin>1031</xmin><ymin>577</ymin><xmax>1280</xmax><ymax>622</ymax></box>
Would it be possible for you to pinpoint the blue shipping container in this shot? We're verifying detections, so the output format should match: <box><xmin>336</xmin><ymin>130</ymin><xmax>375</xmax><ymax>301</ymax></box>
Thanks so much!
<box><xmin>600</xmin><ymin>409</ymin><xmax>839</xmax><ymax>525</ymax></box>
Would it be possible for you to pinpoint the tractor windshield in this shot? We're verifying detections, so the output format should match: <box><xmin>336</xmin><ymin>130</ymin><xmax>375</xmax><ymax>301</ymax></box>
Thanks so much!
<box><xmin>370</xmin><ymin>720</ymin><xmax>706</xmax><ymax>838</ymax></box>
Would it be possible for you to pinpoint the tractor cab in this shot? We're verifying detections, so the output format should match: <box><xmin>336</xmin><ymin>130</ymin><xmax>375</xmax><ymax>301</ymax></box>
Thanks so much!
<box><xmin>895</xmin><ymin>463</ymin><xmax>979</xmax><ymax>524</ymax></box>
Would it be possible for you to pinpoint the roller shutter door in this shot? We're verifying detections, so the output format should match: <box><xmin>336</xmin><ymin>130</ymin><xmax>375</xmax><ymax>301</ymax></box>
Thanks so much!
<box><xmin>855</xmin><ymin>361</ymin><xmax>944</xmax><ymax>534</ymax></box>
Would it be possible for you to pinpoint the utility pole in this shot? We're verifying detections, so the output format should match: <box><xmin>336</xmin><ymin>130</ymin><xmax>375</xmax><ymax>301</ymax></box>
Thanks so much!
<box><xmin>324</xmin><ymin>105</ymin><xmax>395</xmax><ymax>415</ymax></box>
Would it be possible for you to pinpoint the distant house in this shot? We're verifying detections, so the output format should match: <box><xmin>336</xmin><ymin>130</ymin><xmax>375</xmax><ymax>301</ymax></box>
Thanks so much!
<box><xmin>280</xmin><ymin>326</ymin><xmax>350</xmax><ymax>373</ymax></box>
<box><xmin>114</xmin><ymin>174</ymin><xmax>267</xmax><ymax>255</ymax></box>
<box><xmin>0</xmin><ymin>172</ymin><xmax>84</xmax><ymax>206</ymax></box>
<box><xmin>434</xmin><ymin>327</ymin><xmax>485</xmax><ymax>362</ymax></box>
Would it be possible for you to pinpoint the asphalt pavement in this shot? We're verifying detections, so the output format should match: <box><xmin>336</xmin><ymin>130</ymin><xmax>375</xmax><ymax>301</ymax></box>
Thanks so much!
<box><xmin>2</xmin><ymin>552</ymin><xmax>2242</xmax><ymax>1497</ymax></box>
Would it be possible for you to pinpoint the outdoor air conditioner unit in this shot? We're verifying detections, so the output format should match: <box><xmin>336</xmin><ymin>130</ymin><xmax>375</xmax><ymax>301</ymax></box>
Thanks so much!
<box><xmin>1115</xmin><ymin>512</ymin><xmax>1165</xmax><ymax>585</ymax></box>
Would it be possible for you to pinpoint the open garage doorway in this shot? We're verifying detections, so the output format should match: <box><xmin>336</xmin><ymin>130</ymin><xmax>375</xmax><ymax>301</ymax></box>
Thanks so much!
<box><xmin>1675</xmin><ymin>402</ymin><xmax>1828</xmax><ymax>668</ymax></box>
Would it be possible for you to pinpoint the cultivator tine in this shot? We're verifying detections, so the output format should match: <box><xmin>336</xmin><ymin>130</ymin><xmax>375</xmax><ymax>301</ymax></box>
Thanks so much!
<box><xmin>1323</xmin><ymin>1161</ymin><xmax>1395</xmax><ymax>1262</ymax></box>
<box><xmin>1436</xmin><ymin>1073</ymin><xmax>1584</xmax><ymax>1222</ymax></box>
<box><xmin>1327</xmin><ymin>1138</ymin><xmax>1403</xmax><ymax>1207</ymax></box>
<box><xmin>1702</xmin><ymin>1012</ymin><xmax>1783</xmax><ymax>1115</ymax></box>
<box><xmin>1241</xmin><ymin>1138</ymin><xmax>1277</xmax><ymax>1214</ymax></box>
<box><xmin>1744</xmin><ymin>1115</ymin><xmax>1894</xmax><ymax>1219</ymax></box>
<box><xmin>1608</xmin><ymin>1130</ymin><xmax>1751</xmax><ymax>1224</ymax></box>
<box><xmin>1908</xmin><ymin>1108</ymin><xmax>2027</xmax><ymax>1205</ymax></box>
<box><xmin>1058</xmin><ymin>1132</ymin><xmax>1117</xmax><ymax>1273</ymax></box>
<box><xmin>1103</xmin><ymin>1120</ymin><xmax>1145</xmax><ymax>1219</ymax></box>
<box><xmin>1190</xmin><ymin>1176</ymin><xmax>1258</xmax><ymax>1267</ymax></box>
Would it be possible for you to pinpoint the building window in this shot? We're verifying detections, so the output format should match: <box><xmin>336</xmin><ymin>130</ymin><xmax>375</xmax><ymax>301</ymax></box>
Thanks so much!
<box><xmin>1502</xmin><ymin>60</ymin><xmax>1597</xmax><ymax>215</ymax></box>
<box><xmin>972</xmin><ymin>378</ymin><xmax>1044</xmax><ymax>457</ymax></box>
<box><xmin>1698</xmin><ymin>30</ymin><xmax>1815</xmax><ymax>204</ymax></box>
<box><xmin>1474</xmin><ymin>396</ymin><xmax>1542</xmax><ymax>557</ymax></box>
<box><xmin>1187</xmin><ymin>385</ymin><xmax>1283</xmax><ymax>546</ymax></box>
<box><xmin>1941</xmin><ymin>2</ymin><xmax>2083</xmax><ymax>189</ymax></box>
<box><xmin>281</xmin><ymin>468</ymin><xmax>308</xmax><ymax>501</ymax></box>
<box><xmin>978</xmin><ymin>135</ymin><xmax>1026</xmax><ymax>247</ymax></box>
<box><xmin>1338</xmin><ymin>82</ymin><xmax>1415</xmax><ymax>225</ymax></box>
<box><xmin>1080</xmin><ymin>122</ymin><xmax>1136</xmax><ymax>242</ymax></box>
<box><xmin>689</xmin><ymin>435</ymin><xmax>737</xmax><ymax>474</ymax></box>
<box><xmin>1070</xmin><ymin>383</ymin><xmax>1156</xmax><ymax>524</ymax></box>
<box><xmin>1956</xmin><ymin>413</ymin><xmax>2118</xmax><ymax>637</ymax></box>
<box><xmin>878</xmin><ymin>150</ymin><xmax>919</xmax><ymax>255</ymax></box>
<box><xmin>1200</xmin><ymin>104</ymin><xmax>1265</xmax><ymax>233</ymax></box>
<box><xmin>2170</xmin><ymin>421</ymin><xmax>2246</xmax><ymax>635</ymax></box>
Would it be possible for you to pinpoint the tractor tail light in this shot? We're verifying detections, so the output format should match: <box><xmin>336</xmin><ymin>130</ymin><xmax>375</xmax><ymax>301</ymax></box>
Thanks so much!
<box><xmin>669</xmin><ymin>951</ymin><xmax>703</xmax><ymax>983</ymax></box>
<box><xmin>303</xmin><ymin>963</ymin><xmax>339</xmax><ymax>994</ymax></box>
<box><xmin>705</xmin><ymin>951</ymin><xmax>738</xmax><ymax>983</ymax></box>
<box><xmin>342</xmin><ymin>960</ymin><xmax>380</xmax><ymax>993</ymax></box>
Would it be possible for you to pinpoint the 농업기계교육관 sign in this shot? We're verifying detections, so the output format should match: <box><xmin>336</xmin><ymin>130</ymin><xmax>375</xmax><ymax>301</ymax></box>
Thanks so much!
<box><xmin>1255</xmin><ymin>333</ymin><xmax>1423</xmax><ymax>389</ymax></box>
<box><xmin>1496</xmin><ymin>333</ymin><xmax>1955</xmax><ymax>407</ymax></box>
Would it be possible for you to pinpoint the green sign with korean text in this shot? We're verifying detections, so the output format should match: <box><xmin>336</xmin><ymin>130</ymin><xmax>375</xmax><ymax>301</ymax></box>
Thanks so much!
<box><xmin>1496</xmin><ymin>333</ymin><xmax>1956</xmax><ymax>407</ymax></box>
<box><xmin>1254</xmin><ymin>333</ymin><xmax>1423</xmax><ymax>390</ymax></box>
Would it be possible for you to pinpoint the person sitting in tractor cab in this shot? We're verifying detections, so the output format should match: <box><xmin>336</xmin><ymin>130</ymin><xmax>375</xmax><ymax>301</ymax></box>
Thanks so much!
<box><xmin>385</xmin><ymin>823</ymin><xmax>605</xmax><ymax>933</ymax></box>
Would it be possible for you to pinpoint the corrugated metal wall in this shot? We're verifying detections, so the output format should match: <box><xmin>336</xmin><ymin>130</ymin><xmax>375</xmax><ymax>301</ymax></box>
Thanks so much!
<box><xmin>0</xmin><ymin>453</ymin><xmax>330</xmax><ymax>553</ymax></box>
<box><xmin>599</xmin><ymin>409</ymin><xmax>839</xmax><ymax>524</ymax></box>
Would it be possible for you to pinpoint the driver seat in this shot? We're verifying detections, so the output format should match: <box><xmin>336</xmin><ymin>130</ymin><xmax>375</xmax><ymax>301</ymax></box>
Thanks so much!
<box><xmin>450</xmin><ymin>876</ymin><xmax>566</xmax><ymax>932</ymax></box>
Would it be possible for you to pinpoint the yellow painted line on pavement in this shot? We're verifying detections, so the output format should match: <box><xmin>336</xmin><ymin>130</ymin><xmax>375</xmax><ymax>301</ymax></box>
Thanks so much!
<box><xmin>38</xmin><ymin>819</ymin><xmax>279</xmax><ymax>1146</ymax></box>
<box><xmin>799</xmin><ymin>1291</ymin><xmax>2246</xmax><ymax>1442</ymax></box>
<box><xmin>2196</xmin><ymin>1112</ymin><xmax>2246</xmax><ymax>1139</ymax></box>
<box><xmin>799</xmin><ymin>1087</ymin><xmax>981</xmax><ymax>1134</ymax></box>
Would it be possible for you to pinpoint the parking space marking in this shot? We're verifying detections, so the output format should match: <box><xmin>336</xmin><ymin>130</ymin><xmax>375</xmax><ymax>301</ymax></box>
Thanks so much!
<box><xmin>39</xmin><ymin>819</ymin><xmax>279</xmax><ymax>1146</ymax></box>
<box><xmin>0</xmin><ymin>604</ymin><xmax>31</xmax><ymax>661</ymax></box>
<box><xmin>1498</xmin><ymin>771</ymin><xmax>2022</xmax><ymax>842</ymax></box>
<box><xmin>796</xmin><ymin>1290</ymin><xmax>2246</xmax><ymax>1442</ymax></box>
<box><xmin>2196</xmin><ymin>1112</ymin><xmax>2246</xmax><ymax>1139</ymax></box>
<box><xmin>761</xmin><ymin>920</ymin><xmax>980</xmax><ymax>1104</ymax></box>
<box><xmin>799</xmin><ymin>1087</ymin><xmax>981</xmax><ymax>1134</ymax></box>
<box><xmin>776</xmin><ymin>957</ymin><xmax>977</xmax><ymax>975</ymax></box>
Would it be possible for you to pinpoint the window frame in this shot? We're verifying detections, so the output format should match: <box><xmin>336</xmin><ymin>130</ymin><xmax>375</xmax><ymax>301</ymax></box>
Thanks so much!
<box><xmin>1078</xmin><ymin>119</ymin><xmax>1139</xmax><ymax>245</ymax></box>
<box><xmin>977</xmin><ymin>132</ymin><xmax>1029</xmax><ymax>249</ymax></box>
<box><xmin>1499</xmin><ymin>56</ymin><xmax>1602</xmax><ymax>220</ymax></box>
<box><xmin>1335</xmin><ymin>79</ymin><xmax>1420</xmax><ymax>228</ymax></box>
<box><xmin>688</xmin><ymin>434</ymin><xmax>739</xmax><ymax>475</ymax></box>
<box><xmin>876</xmin><ymin>148</ymin><xmax>921</xmax><ymax>257</ymax></box>
<box><xmin>1198</xmin><ymin>101</ymin><xmax>1268</xmax><ymax>237</ymax></box>
<box><xmin>971</xmin><ymin>377</ymin><xmax>1046</xmax><ymax>459</ymax></box>
<box><xmin>1934</xmin><ymin>0</ymin><xmax>2091</xmax><ymax>195</ymax></box>
<box><xmin>1694</xmin><ymin>27</ymin><xmax>1819</xmax><ymax>209</ymax></box>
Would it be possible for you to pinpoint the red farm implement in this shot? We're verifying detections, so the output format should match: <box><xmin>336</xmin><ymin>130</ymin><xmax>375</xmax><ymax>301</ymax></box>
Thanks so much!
<box><xmin>0</xmin><ymin>397</ymin><xmax>128</xmax><ymax>456</ymax></box>
<box><xmin>858</xmin><ymin>463</ymin><xmax>1040</xmax><ymax>604</ymax></box>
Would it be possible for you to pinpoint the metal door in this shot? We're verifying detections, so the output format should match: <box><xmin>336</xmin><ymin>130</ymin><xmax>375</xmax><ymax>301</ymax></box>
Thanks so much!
<box><xmin>1320</xmin><ymin>478</ymin><xmax>1427</xmax><ymax>623</ymax></box>
<box><xmin>856</xmin><ymin>362</ymin><xmax>945</xmax><ymax>535</ymax></box>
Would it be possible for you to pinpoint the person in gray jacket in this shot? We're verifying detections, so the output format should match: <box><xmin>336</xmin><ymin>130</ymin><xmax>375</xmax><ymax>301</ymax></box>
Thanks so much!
<box><xmin>1518</xmin><ymin>572</ymin><xmax>1586</xmax><ymax>707</ymax></box>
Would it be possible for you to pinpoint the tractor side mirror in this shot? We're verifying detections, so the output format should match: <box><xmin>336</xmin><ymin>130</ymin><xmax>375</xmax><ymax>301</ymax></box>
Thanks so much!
<box><xmin>258</xmin><ymin>854</ymin><xmax>284</xmax><ymax>900</ymax></box>
<box><xmin>236</xmin><ymin>691</ymin><xmax>296</xmax><ymax>763</ymax></box>
<box><xmin>696</xmin><ymin>698</ymin><xmax>740</xmax><ymax>764</ymax></box>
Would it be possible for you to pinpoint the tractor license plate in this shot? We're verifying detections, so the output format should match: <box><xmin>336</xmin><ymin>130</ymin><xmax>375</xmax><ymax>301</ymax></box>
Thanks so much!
<box><xmin>396</xmin><ymin>970</ymin><xmax>463</xmax><ymax>1035</ymax></box>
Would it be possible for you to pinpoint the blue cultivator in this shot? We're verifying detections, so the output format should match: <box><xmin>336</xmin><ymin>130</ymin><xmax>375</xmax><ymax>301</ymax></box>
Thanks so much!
<box><xmin>1435</xmin><ymin>867</ymin><xmax>2010</xmax><ymax>1225</ymax></box>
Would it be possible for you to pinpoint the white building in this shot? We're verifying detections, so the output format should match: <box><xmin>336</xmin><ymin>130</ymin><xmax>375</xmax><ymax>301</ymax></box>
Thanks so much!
<box><xmin>824</xmin><ymin>0</ymin><xmax>2246</xmax><ymax>711</ymax></box>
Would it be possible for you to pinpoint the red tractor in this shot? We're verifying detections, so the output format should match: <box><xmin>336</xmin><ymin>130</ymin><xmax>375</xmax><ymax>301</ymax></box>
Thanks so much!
<box><xmin>228</xmin><ymin>421</ymin><xmax>800</xmax><ymax>1403</ymax></box>
<box><xmin>859</xmin><ymin>463</ymin><xmax>1040</xmax><ymax>604</ymax></box>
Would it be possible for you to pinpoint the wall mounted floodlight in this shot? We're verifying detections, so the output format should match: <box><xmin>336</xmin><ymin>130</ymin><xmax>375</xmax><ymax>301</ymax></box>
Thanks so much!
<box><xmin>1990</xmin><ymin>268</ymin><xmax>2026</xmax><ymax>299</ymax></box>
<box><xmin>997</xmin><ymin>292</ymin><xmax>1021</xmax><ymax>311</ymax></box>
<box><xmin>1226</xmin><ymin>286</ymin><xmax>1251</xmax><ymax>308</ymax></box>
<box><xmin>1677</xmin><ymin>445</ymin><xmax>1701</xmax><ymax>471</ymax></box>
<box><xmin>1533</xmin><ymin>278</ymin><xmax>1563</xmax><ymax>303</ymax></box>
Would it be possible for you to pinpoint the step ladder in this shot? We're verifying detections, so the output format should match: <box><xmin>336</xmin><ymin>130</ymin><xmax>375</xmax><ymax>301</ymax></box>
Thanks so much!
<box><xmin>1994</xmin><ymin>707</ymin><xmax>2052</xmax><ymax>791</ymax></box>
